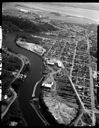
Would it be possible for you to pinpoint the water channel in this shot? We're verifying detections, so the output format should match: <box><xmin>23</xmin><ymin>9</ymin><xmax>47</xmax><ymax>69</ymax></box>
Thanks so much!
<box><xmin>4</xmin><ymin>32</ymin><xmax>45</xmax><ymax>126</ymax></box>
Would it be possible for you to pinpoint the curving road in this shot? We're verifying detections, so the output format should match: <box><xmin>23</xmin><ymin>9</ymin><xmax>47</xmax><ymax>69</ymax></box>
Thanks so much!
<box><xmin>2</xmin><ymin>48</ymin><xmax>29</xmax><ymax>119</ymax></box>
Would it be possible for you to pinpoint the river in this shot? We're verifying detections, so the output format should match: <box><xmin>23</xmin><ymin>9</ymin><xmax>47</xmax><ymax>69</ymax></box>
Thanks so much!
<box><xmin>4</xmin><ymin>32</ymin><xmax>45</xmax><ymax>126</ymax></box>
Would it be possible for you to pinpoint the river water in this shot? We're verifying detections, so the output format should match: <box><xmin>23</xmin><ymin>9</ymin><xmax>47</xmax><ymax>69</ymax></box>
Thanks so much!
<box><xmin>4</xmin><ymin>32</ymin><xmax>45</xmax><ymax>126</ymax></box>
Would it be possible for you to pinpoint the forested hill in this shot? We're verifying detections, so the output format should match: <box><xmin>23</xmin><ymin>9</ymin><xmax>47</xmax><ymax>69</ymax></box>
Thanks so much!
<box><xmin>2</xmin><ymin>15</ymin><xmax>58</xmax><ymax>34</ymax></box>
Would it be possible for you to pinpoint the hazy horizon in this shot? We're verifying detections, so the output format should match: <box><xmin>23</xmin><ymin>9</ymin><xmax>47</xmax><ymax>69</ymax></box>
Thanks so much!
<box><xmin>3</xmin><ymin>2</ymin><xmax>99</xmax><ymax>24</ymax></box>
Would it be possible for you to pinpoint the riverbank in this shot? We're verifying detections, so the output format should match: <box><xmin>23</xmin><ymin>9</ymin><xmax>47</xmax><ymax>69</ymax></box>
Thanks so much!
<box><xmin>3</xmin><ymin>32</ymin><xmax>45</xmax><ymax>126</ymax></box>
<box><xmin>2</xmin><ymin>46</ymin><xmax>32</xmax><ymax>126</ymax></box>
<box><xmin>16</xmin><ymin>38</ymin><xmax>46</xmax><ymax>56</ymax></box>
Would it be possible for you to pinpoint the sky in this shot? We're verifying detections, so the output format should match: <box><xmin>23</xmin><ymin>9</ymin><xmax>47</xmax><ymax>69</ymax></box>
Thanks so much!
<box><xmin>47</xmin><ymin>3</ymin><xmax>99</xmax><ymax>10</ymax></box>
<box><xmin>30</xmin><ymin>3</ymin><xmax>99</xmax><ymax>24</ymax></box>
<box><xmin>3</xmin><ymin>2</ymin><xmax>99</xmax><ymax>24</ymax></box>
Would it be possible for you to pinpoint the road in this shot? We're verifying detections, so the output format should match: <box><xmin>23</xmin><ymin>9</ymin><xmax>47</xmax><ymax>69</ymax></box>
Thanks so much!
<box><xmin>72</xmin><ymin>30</ymin><xmax>98</xmax><ymax>126</ymax></box>
<box><xmin>69</xmin><ymin>39</ymin><xmax>86</xmax><ymax>111</ymax></box>
<box><xmin>85</xmin><ymin>31</ymin><xmax>96</xmax><ymax>126</ymax></box>
<box><xmin>2</xmin><ymin>49</ymin><xmax>28</xmax><ymax>119</ymax></box>
<box><xmin>1</xmin><ymin>87</ymin><xmax>17</xmax><ymax>119</ymax></box>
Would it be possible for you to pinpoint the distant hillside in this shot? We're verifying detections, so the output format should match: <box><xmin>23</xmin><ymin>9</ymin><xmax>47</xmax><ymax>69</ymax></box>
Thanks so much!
<box><xmin>64</xmin><ymin>15</ymin><xmax>96</xmax><ymax>25</ymax></box>
<box><xmin>50</xmin><ymin>12</ymin><xmax>61</xmax><ymax>16</ymax></box>
<box><xmin>2</xmin><ymin>15</ymin><xmax>58</xmax><ymax>34</ymax></box>
<box><xmin>2</xmin><ymin>21</ymin><xmax>21</xmax><ymax>32</ymax></box>
<box><xmin>86</xmin><ymin>24</ymin><xmax>97</xmax><ymax>32</ymax></box>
